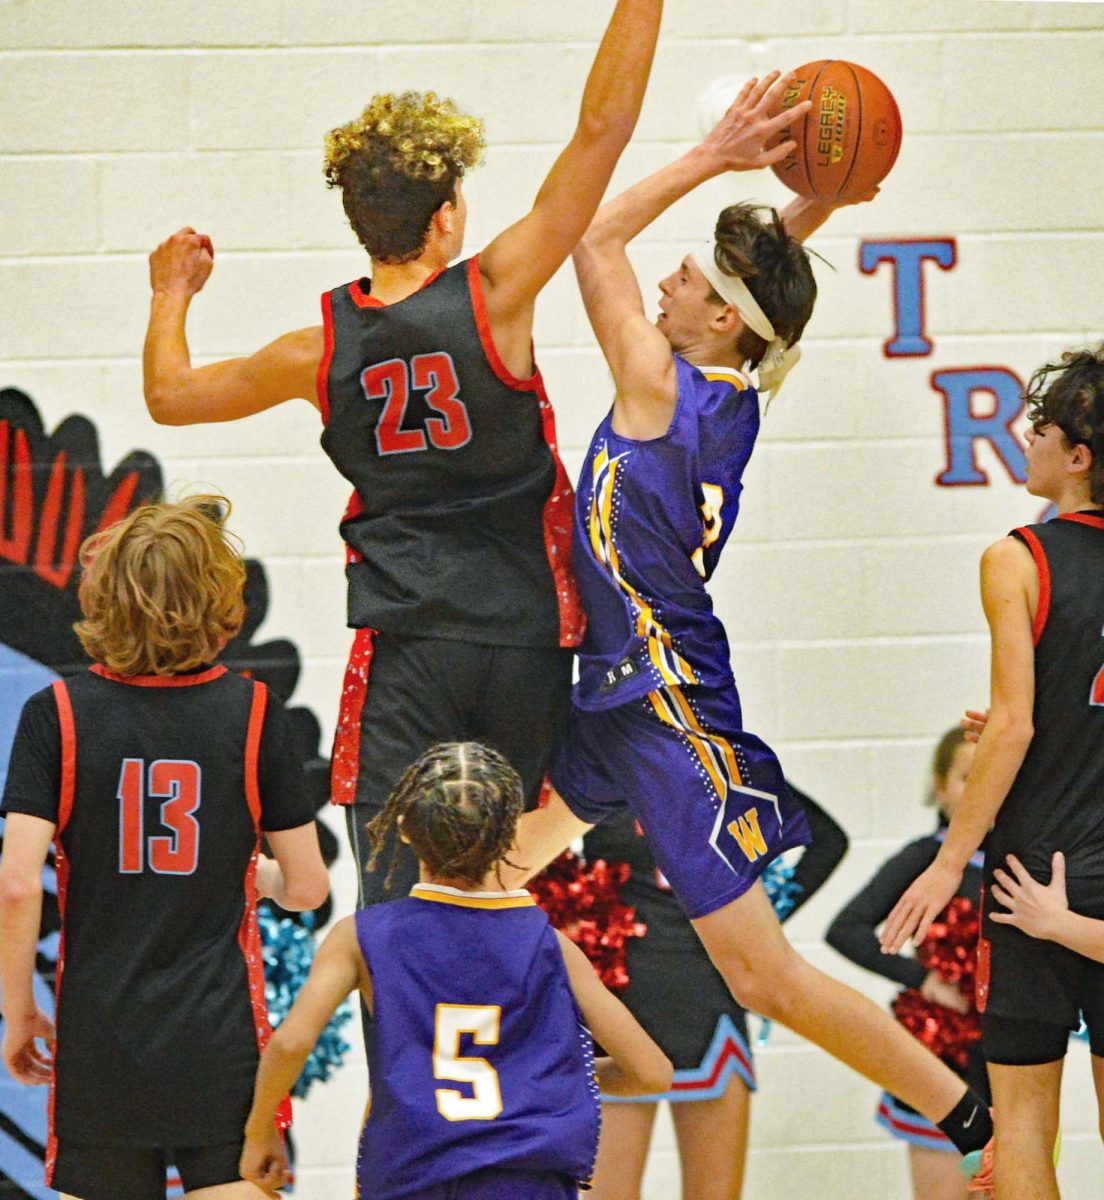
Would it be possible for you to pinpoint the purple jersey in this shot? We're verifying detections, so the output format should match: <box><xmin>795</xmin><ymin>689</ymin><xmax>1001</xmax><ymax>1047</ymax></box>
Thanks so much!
<box><xmin>354</xmin><ymin>886</ymin><xmax>599</xmax><ymax>1199</ymax></box>
<box><xmin>573</xmin><ymin>358</ymin><xmax>759</xmax><ymax>711</ymax></box>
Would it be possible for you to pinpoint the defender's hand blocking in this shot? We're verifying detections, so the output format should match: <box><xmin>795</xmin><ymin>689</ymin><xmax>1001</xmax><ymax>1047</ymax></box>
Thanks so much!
<box><xmin>880</xmin><ymin>858</ymin><xmax>963</xmax><ymax>955</ymax></box>
<box><xmin>149</xmin><ymin>226</ymin><xmax>215</xmax><ymax>298</ymax></box>
<box><xmin>700</xmin><ymin>70</ymin><xmax>812</xmax><ymax>174</ymax></box>
<box><xmin>990</xmin><ymin>852</ymin><xmax>1068</xmax><ymax>942</ymax></box>
<box><xmin>1</xmin><ymin>1008</ymin><xmax>54</xmax><ymax>1085</ymax></box>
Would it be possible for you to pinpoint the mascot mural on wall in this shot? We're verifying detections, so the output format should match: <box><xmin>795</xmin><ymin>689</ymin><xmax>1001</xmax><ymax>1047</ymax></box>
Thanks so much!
<box><xmin>0</xmin><ymin>387</ymin><xmax>347</xmax><ymax>1199</ymax></box>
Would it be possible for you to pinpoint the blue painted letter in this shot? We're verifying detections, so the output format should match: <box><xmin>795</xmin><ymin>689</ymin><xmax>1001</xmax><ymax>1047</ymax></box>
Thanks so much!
<box><xmin>860</xmin><ymin>239</ymin><xmax>957</xmax><ymax>357</ymax></box>
<box><xmin>933</xmin><ymin>367</ymin><xmax>1027</xmax><ymax>486</ymax></box>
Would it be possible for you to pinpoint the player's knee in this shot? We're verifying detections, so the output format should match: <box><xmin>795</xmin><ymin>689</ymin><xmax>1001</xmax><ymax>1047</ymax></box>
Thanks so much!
<box><xmin>718</xmin><ymin>946</ymin><xmax>804</xmax><ymax>1020</ymax></box>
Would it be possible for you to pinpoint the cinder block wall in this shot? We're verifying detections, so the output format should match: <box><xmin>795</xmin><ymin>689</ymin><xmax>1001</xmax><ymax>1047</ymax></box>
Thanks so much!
<box><xmin>2</xmin><ymin>2</ymin><xmax>1102</xmax><ymax>1196</ymax></box>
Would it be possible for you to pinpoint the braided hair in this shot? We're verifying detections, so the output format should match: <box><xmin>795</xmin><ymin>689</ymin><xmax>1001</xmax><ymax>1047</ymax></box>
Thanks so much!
<box><xmin>365</xmin><ymin>743</ymin><xmax>524</xmax><ymax>891</ymax></box>
<box><xmin>1024</xmin><ymin>344</ymin><xmax>1104</xmax><ymax>506</ymax></box>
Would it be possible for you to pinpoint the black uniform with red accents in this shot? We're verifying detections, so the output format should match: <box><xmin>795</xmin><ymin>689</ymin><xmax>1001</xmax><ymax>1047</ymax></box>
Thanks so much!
<box><xmin>0</xmin><ymin>665</ymin><xmax>313</xmax><ymax>1176</ymax></box>
<box><xmin>319</xmin><ymin>256</ymin><xmax>581</xmax><ymax>651</ymax></box>
<box><xmin>317</xmin><ymin>256</ymin><xmax>583</xmax><ymax>904</ymax></box>
<box><xmin>980</xmin><ymin>511</ymin><xmax>1104</xmax><ymax>1041</ymax></box>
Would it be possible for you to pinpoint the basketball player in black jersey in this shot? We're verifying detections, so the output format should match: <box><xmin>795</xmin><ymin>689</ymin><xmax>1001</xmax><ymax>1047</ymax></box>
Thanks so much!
<box><xmin>0</xmin><ymin>496</ymin><xmax>327</xmax><ymax>1200</ymax></box>
<box><xmin>884</xmin><ymin>347</ymin><xmax>1104</xmax><ymax>1200</ymax></box>
<box><xmin>140</xmin><ymin>2</ymin><xmax>663</xmax><ymax>904</ymax></box>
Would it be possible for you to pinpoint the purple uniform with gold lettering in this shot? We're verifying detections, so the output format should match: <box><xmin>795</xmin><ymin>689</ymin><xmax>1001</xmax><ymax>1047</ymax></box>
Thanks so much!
<box><xmin>552</xmin><ymin>357</ymin><xmax>810</xmax><ymax>919</ymax></box>
<box><xmin>354</xmin><ymin>884</ymin><xmax>599</xmax><ymax>1200</ymax></box>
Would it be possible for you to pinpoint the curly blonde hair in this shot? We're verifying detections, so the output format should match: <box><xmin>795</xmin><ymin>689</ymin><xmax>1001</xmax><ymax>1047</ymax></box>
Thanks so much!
<box><xmin>75</xmin><ymin>495</ymin><xmax>246</xmax><ymax>676</ymax></box>
<box><xmin>324</xmin><ymin>91</ymin><xmax>485</xmax><ymax>263</ymax></box>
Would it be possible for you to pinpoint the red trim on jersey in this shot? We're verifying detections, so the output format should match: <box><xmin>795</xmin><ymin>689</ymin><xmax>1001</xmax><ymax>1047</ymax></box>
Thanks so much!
<box><xmin>245</xmin><ymin>680</ymin><xmax>267</xmax><ymax>826</ymax></box>
<box><xmin>89</xmin><ymin>663</ymin><xmax>229</xmax><ymax>687</ymax></box>
<box><xmin>317</xmin><ymin>290</ymin><xmax>336</xmax><ymax>425</ymax></box>
<box><xmin>45</xmin><ymin>681</ymin><xmax>75</xmax><ymax>1185</ymax></box>
<box><xmin>51</xmin><ymin>680</ymin><xmax>76</xmax><ymax>833</ymax></box>
<box><xmin>1060</xmin><ymin>511</ymin><xmax>1104</xmax><ymax>530</ymax></box>
<box><xmin>534</xmin><ymin>371</ymin><xmax>585</xmax><ymax>648</ymax></box>
<box><xmin>466</xmin><ymin>255</ymin><xmax>540</xmax><ymax>393</ymax></box>
<box><xmin>669</xmin><ymin>1033</ymin><xmax>754</xmax><ymax>1095</ymax></box>
<box><xmin>240</xmin><ymin>680</ymin><xmax>293</xmax><ymax>1133</ymax></box>
<box><xmin>349</xmin><ymin>269</ymin><xmax>445</xmax><ymax>309</ymax></box>
<box><xmin>331</xmin><ymin>628</ymin><xmax>375</xmax><ymax>805</ymax></box>
<box><xmin>1014</xmin><ymin>527</ymin><xmax>1050</xmax><ymax>645</ymax></box>
<box><xmin>464</xmin><ymin>255</ymin><xmax>584</xmax><ymax>645</ymax></box>
<box><xmin>340</xmin><ymin>489</ymin><xmax>365</xmax><ymax>566</ymax></box>
<box><xmin>975</xmin><ymin>882</ymin><xmax>991</xmax><ymax>1013</ymax></box>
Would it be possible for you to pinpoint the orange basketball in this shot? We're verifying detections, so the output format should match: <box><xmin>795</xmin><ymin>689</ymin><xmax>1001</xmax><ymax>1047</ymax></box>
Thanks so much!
<box><xmin>770</xmin><ymin>60</ymin><xmax>902</xmax><ymax>203</ymax></box>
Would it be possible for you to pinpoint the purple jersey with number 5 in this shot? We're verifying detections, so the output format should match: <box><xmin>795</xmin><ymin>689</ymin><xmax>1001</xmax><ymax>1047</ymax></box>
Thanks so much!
<box><xmin>573</xmin><ymin>358</ymin><xmax>759</xmax><ymax>711</ymax></box>
<box><xmin>354</xmin><ymin>885</ymin><xmax>600</xmax><ymax>1199</ymax></box>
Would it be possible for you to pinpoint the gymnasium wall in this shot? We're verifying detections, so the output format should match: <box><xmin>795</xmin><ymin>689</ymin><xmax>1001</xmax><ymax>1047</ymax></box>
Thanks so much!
<box><xmin>2</xmin><ymin>1</ymin><xmax>1102</xmax><ymax>1196</ymax></box>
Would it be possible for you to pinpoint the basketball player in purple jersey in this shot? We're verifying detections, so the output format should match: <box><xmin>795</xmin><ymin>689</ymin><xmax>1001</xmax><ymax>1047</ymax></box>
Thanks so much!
<box><xmin>501</xmin><ymin>71</ymin><xmax>995</xmax><ymax>1167</ymax></box>
<box><xmin>239</xmin><ymin>743</ymin><xmax>671</xmax><ymax>1200</ymax></box>
<box><xmin>0</xmin><ymin>497</ymin><xmax>327</xmax><ymax>1200</ymax></box>
<box><xmin>884</xmin><ymin>348</ymin><xmax>1104</xmax><ymax>1199</ymax></box>
<box><xmin>141</xmin><ymin>1</ymin><xmax>663</xmax><ymax>904</ymax></box>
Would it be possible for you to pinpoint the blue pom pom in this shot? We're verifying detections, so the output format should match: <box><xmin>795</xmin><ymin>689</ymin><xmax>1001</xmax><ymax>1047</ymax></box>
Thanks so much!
<box><xmin>760</xmin><ymin>858</ymin><xmax>803</xmax><ymax>922</ymax></box>
<box><xmin>259</xmin><ymin>906</ymin><xmax>353</xmax><ymax>1099</ymax></box>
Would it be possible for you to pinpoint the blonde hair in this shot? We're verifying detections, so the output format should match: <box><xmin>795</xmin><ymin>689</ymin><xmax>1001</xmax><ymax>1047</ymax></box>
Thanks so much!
<box><xmin>75</xmin><ymin>495</ymin><xmax>246</xmax><ymax>676</ymax></box>
<box><xmin>324</xmin><ymin>91</ymin><xmax>485</xmax><ymax>262</ymax></box>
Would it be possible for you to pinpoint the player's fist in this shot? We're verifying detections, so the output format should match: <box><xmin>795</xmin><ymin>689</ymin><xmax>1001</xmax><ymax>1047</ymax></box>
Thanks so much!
<box><xmin>149</xmin><ymin>227</ymin><xmax>215</xmax><ymax>298</ymax></box>
<box><xmin>240</xmin><ymin>1128</ymin><xmax>290</xmax><ymax>1198</ymax></box>
<box><xmin>1</xmin><ymin>1007</ymin><xmax>55</xmax><ymax>1085</ymax></box>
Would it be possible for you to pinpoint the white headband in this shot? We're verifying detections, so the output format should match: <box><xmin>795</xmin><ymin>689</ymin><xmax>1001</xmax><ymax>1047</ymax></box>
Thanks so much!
<box><xmin>690</xmin><ymin>242</ymin><xmax>800</xmax><ymax>401</ymax></box>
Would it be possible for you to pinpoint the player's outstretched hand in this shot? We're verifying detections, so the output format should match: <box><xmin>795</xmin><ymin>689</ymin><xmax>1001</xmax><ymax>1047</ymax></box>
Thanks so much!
<box><xmin>1</xmin><ymin>1007</ymin><xmax>54</xmax><ymax>1085</ymax></box>
<box><xmin>240</xmin><ymin>1126</ymin><xmax>290</xmax><ymax>1198</ymax></box>
<box><xmin>880</xmin><ymin>859</ymin><xmax>963</xmax><ymax>955</ymax></box>
<box><xmin>961</xmin><ymin>708</ymin><xmax>990</xmax><ymax>743</ymax></box>
<box><xmin>149</xmin><ymin>226</ymin><xmax>215</xmax><ymax>299</ymax></box>
<box><xmin>990</xmin><ymin>852</ymin><xmax>1068</xmax><ymax>942</ymax></box>
<box><xmin>701</xmin><ymin>69</ymin><xmax>812</xmax><ymax>174</ymax></box>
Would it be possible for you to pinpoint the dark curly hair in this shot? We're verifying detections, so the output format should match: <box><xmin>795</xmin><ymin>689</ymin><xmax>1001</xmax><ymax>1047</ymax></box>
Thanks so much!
<box><xmin>365</xmin><ymin>743</ymin><xmax>523</xmax><ymax>890</ymax></box>
<box><xmin>324</xmin><ymin>91</ymin><xmax>485</xmax><ymax>264</ymax></box>
<box><xmin>1024</xmin><ymin>345</ymin><xmax>1104</xmax><ymax>506</ymax></box>
<box><xmin>710</xmin><ymin>203</ymin><xmax>818</xmax><ymax>368</ymax></box>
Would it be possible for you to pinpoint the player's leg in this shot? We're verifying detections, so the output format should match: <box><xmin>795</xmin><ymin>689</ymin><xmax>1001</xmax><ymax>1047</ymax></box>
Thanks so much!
<box><xmin>907</xmin><ymin>1145</ymin><xmax>968</xmax><ymax>1200</ymax></box>
<box><xmin>1093</xmin><ymin>1054</ymin><xmax>1104</xmax><ymax>1145</ymax></box>
<box><xmin>337</xmin><ymin>633</ymin><xmax>473</xmax><ymax>905</ymax></box>
<box><xmin>501</xmin><ymin>786</ymin><xmax>594</xmax><ymax>887</ymax></box>
<box><xmin>475</xmin><ymin>644</ymin><xmax>573</xmax><ymax>810</ymax></box>
<box><xmin>693</xmin><ymin>885</ymin><xmax>977</xmax><ymax>1130</ymax></box>
<box><xmin>185</xmin><ymin>1184</ymin><xmax>270</xmax><ymax>1199</ymax></box>
<box><xmin>176</xmin><ymin>1142</ymin><xmax>278</xmax><ymax>1199</ymax></box>
<box><xmin>586</xmin><ymin>1101</ymin><xmax>657</xmax><ymax>1200</ymax></box>
<box><xmin>986</xmin><ymin>1057</ymin><xmax>1063</xmax><ymax>1200</ymax></box>
<box><xmin>670</xmin><ymin>1075</ymin><xmax>752</xmax><ymax>1200</ymax></box>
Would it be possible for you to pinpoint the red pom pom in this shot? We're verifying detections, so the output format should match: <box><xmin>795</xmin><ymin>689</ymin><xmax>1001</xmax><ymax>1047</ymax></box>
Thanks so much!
<box><xmin>891</xmin><ymin>895</ymin><xmax>983</xmax><ymax>1069</ymax></box>
<box><xmin>527</xmin><ymin>852</ymin><xmax>645</xmax><ymax>993</ymax></box>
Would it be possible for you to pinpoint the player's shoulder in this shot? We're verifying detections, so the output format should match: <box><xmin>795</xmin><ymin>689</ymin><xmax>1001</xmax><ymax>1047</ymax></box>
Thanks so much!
<box><xmin>981</xmin><ymin>532</ymin><xmax>1036</xmax><ymax>576</ymax></box>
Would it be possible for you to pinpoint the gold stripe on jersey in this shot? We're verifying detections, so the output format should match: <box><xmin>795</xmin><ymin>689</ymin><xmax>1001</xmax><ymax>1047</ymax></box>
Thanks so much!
<box><xmin>588</xmin><ymin>445</ymin><xmax>697</xmax><ymax>688</ymax></box>
<box><xmin>410</xmin><ymin>885</ymin><xmax>536</xmax><ymax>910</ymax></box>
<box><xmin>647</xmin><ymin>684</ymin><xmax>744</xmax><ymax>802</ymax></box>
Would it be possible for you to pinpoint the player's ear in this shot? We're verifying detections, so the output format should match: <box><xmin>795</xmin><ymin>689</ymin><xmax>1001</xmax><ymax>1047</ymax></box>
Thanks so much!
<box><xmin>396</xmin><ymin>815</ymin><xmax>412</xmax><ymax>845</ymax></box>
<box><xmin>1069</xmin><ymin>440</ymin><xmax>1093</xmax><ymax>477</ymax></box>
<box><xmin>712</xmin><ymin>304</ymin><xmax>741</xmax><ymax>336</ymax></box>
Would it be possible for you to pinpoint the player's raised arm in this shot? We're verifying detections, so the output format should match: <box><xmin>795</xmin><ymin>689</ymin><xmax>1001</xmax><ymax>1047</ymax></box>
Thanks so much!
<box><xmin>478</xmin><ymin>0</ymin><xmax>662</xmax><ymax>324</ymax></box>
<box><xmin>881</xmin><ymin>537</ymin><xmax>1037</xmax><ymax>954</ymax></box>
<box><xmin>555</xmin><ymin>931</ymin><xmax>672</xmax><ymax>1096</ymax></box>
<box><xmin>572</xmin><ymin>71</ymin><xmax>809</xmax><ymax>438</ymax></box>
<box><xmin>143</xmin><ymin>227</ymin><xmax>323</xmax><ymax>426</ymax></box>
<box><xmin>241</xmin><ymin>917</ymin><xmax>367</xmax><ymax>1194</ymax></box>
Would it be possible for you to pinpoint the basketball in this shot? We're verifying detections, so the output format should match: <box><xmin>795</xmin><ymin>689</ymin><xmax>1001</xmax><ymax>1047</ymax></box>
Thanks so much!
<box><xmin>770</xmin><ymin>60</ymin><xmax>902</xmax><ymax>203</ymax></box>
